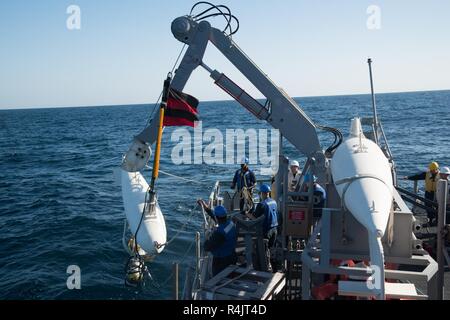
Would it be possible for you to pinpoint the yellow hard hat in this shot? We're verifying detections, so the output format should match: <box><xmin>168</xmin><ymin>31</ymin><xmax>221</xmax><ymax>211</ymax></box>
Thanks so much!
<box><xmin>429</xmin><ymin>162</ymin><xmax>439</xmax><ymax>171</ymax></box>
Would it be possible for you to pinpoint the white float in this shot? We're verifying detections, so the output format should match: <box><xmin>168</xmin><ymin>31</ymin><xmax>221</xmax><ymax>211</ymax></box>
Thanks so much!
<box><xmin>120</xmin><ymin>169</ymin><xmax>167</xmax><ymax>256</ymax></box>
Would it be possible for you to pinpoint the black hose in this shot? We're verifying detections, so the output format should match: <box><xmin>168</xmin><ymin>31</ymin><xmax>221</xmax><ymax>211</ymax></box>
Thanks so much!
<box><xmin>190</xmin><ymin>2</ymin><xmax>231</xmax><ymax>32</ymax></box>
<box><xmin>190</xmin><ymin>1</ymin><xmax>240</xmax><ymax>35</ymax></box>
<box><xmin>317</xmin><ymin>124</ymin><xmax>343</xmax><ymax>155</ymax></box>
<box><xmin>190</xmin><ymin>1</ymin><xmax>217</xmax><ymax>15</ymax></box>
<box><xmin>193</xmin><ymin>4</ymin><xmax>231</xmax><ymax>22</ymax></box>
<box><xmin>196</xmin><ymin>13</ymin><xmax>240</xmax><ymax>35</ymax></box>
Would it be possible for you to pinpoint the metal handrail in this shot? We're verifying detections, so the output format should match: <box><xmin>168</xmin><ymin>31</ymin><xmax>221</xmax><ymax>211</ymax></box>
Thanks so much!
<box><xmin>396</xmin><ymin>186</ymin><xmax>438</xmax><ymax>207</ymax></box>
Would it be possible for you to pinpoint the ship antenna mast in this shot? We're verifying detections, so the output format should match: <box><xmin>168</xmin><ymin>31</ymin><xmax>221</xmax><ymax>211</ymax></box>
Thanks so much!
<box><xmin>368</xmin><ymin>58</ymin><xmax>379</xmax><ymax>145</ymax></box>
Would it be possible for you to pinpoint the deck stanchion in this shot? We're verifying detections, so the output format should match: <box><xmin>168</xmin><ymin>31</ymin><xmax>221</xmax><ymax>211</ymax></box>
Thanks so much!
<box><xmin>436</xmin><ymin>179</ymin><xmax>448</xmax><ymax>300</ymax></box>
<box><xmin>173</xmin><ymin>262</ymin><xmax>179</xmax><ymax>300</ymax></box>
<box><xmin>196</xmin><ymin>232</ymin><xmax>201</xmax><ymax>287</ymax></box>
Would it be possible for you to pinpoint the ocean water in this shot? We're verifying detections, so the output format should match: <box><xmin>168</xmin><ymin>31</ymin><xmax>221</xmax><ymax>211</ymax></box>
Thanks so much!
<box><xmin>0</xmin><ymin>90</ymin><xmax>449</xmax><ymax>299</ymax></box>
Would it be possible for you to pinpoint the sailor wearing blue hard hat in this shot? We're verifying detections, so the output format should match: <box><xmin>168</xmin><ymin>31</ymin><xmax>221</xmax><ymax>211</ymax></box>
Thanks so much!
<box><xmin>247</xmin><ymin>183</ymin><xmax>278</xmax><ymax>270</ymax></box>
<box><xmin>302</xmin><ymin>174</ymin><xmax>326</xmax><ymax>215</ymax></box>
<box><xmin>197</xmin><ymin>200</ymin><xmax>237</xmax><ymax>276</ymax></box>
<box><xmin>231</xmin><ymin>156</ymin><xmax>257</xmax><ymax>211</ymax></box>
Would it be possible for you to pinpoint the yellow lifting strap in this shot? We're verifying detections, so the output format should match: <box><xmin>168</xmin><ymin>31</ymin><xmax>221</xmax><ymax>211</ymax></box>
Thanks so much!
<box><xmin>150</xmin><ymin>74</ymin><xmax>172</xmax><ymax>190</ymax></box>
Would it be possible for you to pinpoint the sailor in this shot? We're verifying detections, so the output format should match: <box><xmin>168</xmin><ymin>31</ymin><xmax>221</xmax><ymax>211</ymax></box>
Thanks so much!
<box><xmin>231</xmin><ymin>157</ymin><xmax>257</xmax><ymax>211</ymax></box>
<box><xmin>404</xmin><ymin>161</ymin><xmax>440</xmax><ymax>224</ymax></box>
<box><xmin>439</xmin><ymin>166</ymin><xmax>450</xmax><ymax>181</ymax></box>
<box><xmin>197</xmin><ymin>200</ymin><xmax>237</xmax><ymax>276</ymax></box>
<box><xmin>302</xmin><ymin>174</ymin><xmax>327</xmax><ymax>216</ymax></box>
<box><xmin>288</xmin><ymin>160</ymin><xmax>301</xmax><ymax>192</ymax></box>
<box><xmin>247</xmin><ymin>184</ymin><xmax>278</xmax><ymax>269</ymax></box>
<box><xmin>439</xmin><ymin>166</ymin><xmax>450</xmax><ymax>210</ymax></box>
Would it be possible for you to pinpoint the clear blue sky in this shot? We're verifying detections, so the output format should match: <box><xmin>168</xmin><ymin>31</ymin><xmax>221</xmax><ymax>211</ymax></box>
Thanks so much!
<box><xmin>1</xmin><ymin>0</ymin><xmax>449</xmax><ymax>109</ymax></box>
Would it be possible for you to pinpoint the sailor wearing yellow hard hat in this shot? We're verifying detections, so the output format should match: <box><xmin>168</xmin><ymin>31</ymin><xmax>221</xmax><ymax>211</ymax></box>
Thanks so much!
<box><xmin>405</xmin><ymin>161</ymin><xmax>440</xmax><ymax>224</ymax></box>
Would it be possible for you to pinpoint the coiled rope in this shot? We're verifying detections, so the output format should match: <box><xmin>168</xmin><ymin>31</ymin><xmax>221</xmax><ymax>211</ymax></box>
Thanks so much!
<box><xmin>240</xmin><ymin>186</ymin><xmax>254</xmax><ymax>212</ymax></box>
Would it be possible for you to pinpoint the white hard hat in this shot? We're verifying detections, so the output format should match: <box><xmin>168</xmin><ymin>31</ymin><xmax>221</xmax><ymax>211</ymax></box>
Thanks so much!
<box><xmin>241</xmin><ymin>156</ymin><xmax>249</xmax><ymax>165</ymax></box>
<box><xmin>441</xmin><ymin>166</ymin><xmax>450</xmax><ymax>175</ymax></box>
<box><xmin>290</xmin><ymin>160</ymin><xmax>299</xmax><ymax>167</ymax></box>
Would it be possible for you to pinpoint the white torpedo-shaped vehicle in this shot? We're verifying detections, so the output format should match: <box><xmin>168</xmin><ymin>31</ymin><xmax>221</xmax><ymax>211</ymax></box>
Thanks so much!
<box><xmin>331</xmin><ymin>117</ymin><xmax>394</xmax><ymax>298</ymax></box>
<box><xmin>120</xmin><ymin>168</ymin><xmax>167</xmax><ymax>256</ymax></box>
<box><xmin>331</xmin><ymin>117</ymin><xmax>393</xmax><ymax>237</ymax></box>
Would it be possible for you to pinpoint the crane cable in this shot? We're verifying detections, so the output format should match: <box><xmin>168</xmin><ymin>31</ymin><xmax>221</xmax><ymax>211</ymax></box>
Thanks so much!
<box><xmin>146</xmin><ymin>43</ymin><xmax>187</xmax><ymax>126</ymax></box>
<box><xmin>145</xmin><ymin>165</ymin><xmax>213</xmax><ymax>186</ymax></box>
<box><xmin>154</xmin><ymin>202</ymin><xmax>201</xmax><ymax>250</ymax></box>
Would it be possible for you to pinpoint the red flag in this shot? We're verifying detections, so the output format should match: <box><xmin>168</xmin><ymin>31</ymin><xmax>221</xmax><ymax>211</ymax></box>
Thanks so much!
<box><xmin>163</xmin><ymin>88</ymin><xmax>199</xmax><ymax>127</ymax></box>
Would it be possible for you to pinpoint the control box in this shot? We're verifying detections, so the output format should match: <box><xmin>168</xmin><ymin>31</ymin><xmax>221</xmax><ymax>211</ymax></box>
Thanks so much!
<box><xmin>284</xmin><ymin>205</ymin><xmax>312</xmax><ymax>238</ymax></box>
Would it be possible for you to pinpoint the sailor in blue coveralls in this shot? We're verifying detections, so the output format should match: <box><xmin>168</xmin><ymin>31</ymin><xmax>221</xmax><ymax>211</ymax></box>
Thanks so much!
<box><xmin>197</xmin><ymin>200</ymin><xmax>237</xmax><ymax>276</ymax></box>
<box><xmin>247</xmin><ymin>184</ymin><xmax>278</xmax><ymax>270</ymax></box>
<box><xmin>251</xmin><ymin>184</ymin><xmax>278</xmax><ymax>248</ymax></box>
<box><xmin>231</xmin><ymin>157</ymin><xmax>257</xmax><ymax>211</ymax></box>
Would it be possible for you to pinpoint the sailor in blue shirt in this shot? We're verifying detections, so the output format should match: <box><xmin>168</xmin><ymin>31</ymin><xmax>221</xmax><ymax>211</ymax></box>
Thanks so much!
<box><xmin>231</xmin><ymin>157</ymin><xmax>256</xmax><ymax>211</ymax></box>
<box><xmin>197</xmin><ymin>200</ymin><xmax>237</xmax><ymax>276</ymax></box>
<box><xmin>302</xmin><ymin>174</ymin><xmax>327</xmax><ymax>216</ymax></box>
<box><xmin>245</xmin><ymin>184</ymin><xmax>278</xmax><ymax>271</ymax></box>
<box><xmin>248</xmin><ymin>184</ymin><xmax>278</xmax><ymax>249</ymax></box>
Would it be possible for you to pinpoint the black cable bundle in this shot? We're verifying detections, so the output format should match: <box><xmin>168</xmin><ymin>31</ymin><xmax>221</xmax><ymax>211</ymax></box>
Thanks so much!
<box><xmin>317</xmin><ymin>124</ymin><xmax>343</xmax><ymax>156</ymax></box>
<box><xmin>190</xmin><ymin>1</ymin><xmax>240</xmax><ymax>36</ymax></box>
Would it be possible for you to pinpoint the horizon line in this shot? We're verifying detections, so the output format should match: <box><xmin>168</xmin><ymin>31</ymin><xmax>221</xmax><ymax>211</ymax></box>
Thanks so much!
<box><xmin>1</xmin><ymin>88</ymin><xmax>449</xmax><ymax>111</ymax></box>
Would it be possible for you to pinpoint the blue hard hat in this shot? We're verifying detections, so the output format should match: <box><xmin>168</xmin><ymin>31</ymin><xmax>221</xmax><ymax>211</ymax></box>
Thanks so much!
<box><xmin>304</xmin><ymin>174</ymin><xmax>317</xmax><ymax>183</ymax></box>
<box><xmin>260</xmin><ymin>184</ymin><xmax>271</xmax><ymax>193</ymax></box>
<box><xmin>214</xmin><ymin>205</ymin><xmax>227</xmax><ymax>217</ymax></box>
<box><xmin>241</xmin><ymin>156</ymin><xmax>249</xmax><ymax>165</ymax></box>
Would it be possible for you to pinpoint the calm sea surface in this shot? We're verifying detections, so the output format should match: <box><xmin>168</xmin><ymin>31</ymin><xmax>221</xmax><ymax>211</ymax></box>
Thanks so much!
<box><xmin>0</xmin><ymin>90</ymin><xmax>449</xmax><ymax>299</ymax></box>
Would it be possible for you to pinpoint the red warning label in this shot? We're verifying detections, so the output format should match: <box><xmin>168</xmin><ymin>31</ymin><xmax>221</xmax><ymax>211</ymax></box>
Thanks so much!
<box><xmin>289</xmin><ymin>210</ymin><xmax>305</xmax><ymax>221</ymax></box>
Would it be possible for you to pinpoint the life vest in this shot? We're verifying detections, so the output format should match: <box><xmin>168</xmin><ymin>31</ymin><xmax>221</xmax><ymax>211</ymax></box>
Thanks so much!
<box><xmin>288</xmin><ymin>170</ymin><xmax>301</xmax><ymax>192</ymax></box>
<box><xmin>425</xmin><ymin>171</ymin><xmax>440</xmax><ymax>193</ymax></box>
<box><xmin>261</xmin><ymin>198</ymin><xmax>278</xmax><ymax>234</ymax></box>
<box><xmin>235</xmin><ymin>169</ymin><xmax>255</xmax><ymax>190</ymax></box>
<box><xmin>211</xmin><ymin>220</ymin><xmax>237</xmax><ymax>258</ymax></box>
